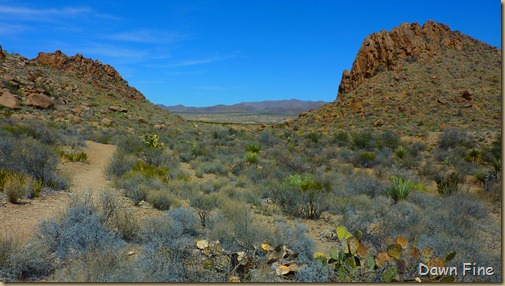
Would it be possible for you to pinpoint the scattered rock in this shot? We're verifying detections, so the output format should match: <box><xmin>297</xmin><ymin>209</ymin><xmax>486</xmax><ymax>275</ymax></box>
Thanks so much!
<box><xmin>25</xmin><ymin>93</ymin><xmax>55</xmax><ymax>109</ymax></box>
<box><xmin>461</xmin><ymin>90</ymin><xmax>473</xmax><ymax>101</ymax></box>
<box><xmin>437</xmin><ymin>98</ymin><xmax>447</xmax><ymax>105</ymax></box>
<box><xmin>452</xmin><ymin>97</ymin><xmax>466</xmax><ymax>103</ymax></box>
<box><xmin>101</xmin><ymin>118</ymin><xmax>113</xmax><ymax>126</ymax></box>
<box><xmin>153</xmin><ymin>124</ymin><xmax>163</xmax><ymax>130</ymax></box>
<box><xmin>0</xmin><ymin>45</ymin><xmax>4</xmax><ymax>60</ymax></box>
<box><xmin>108</xmin><ymin>105</ymin><xmax>128</xmax><ymax>113</ymax></box>
<box><xmin>138</xmin><ymin>117</ymin><xmax>148</xmax><ymax>124</ymax></box>
<box><xmin>464</xmin><ymin>103</ymin><xmax>473</xmax><ymax>108</ymax></box>
<box><xmin>298</xmin><ymin>111</ymin><xmax>309</xmax><ymax>118</ymax></box>
<box><xmin>0</xmin><ymin>90</ymin><xmax>20</xmax><ymax>109</ymax></box>
<box><xmin>373</xmin><ymin>119</ymin><xmax>385</xmax><ymax>127</ymax></box>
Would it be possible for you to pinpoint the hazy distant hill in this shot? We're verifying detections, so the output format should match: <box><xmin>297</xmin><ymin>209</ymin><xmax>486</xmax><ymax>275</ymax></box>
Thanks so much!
<box><xmin>158</xmin><ymin>99</ymin><xmax>329</xmax><ymax>123</ymax></box>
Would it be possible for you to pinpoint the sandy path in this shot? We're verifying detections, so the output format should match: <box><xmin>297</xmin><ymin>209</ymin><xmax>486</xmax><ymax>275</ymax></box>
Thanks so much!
<box><xmin>0</xmin><ymin>141</ymin><xmax>116</xmax><ymax>241</ymax></box>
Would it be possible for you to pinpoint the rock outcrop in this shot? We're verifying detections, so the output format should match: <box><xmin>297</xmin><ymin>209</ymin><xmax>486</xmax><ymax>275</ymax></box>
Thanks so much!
<box><xmin>34</xmin><ymin>50</ymin><xmax>145</xmax><ymax>100</ymax></box>
<box><xmin>0</xmin><ymin>90</ymin><xmax>20</xmax><ymax>109</ymax></box>
<box><xmin>0</xmin><ymin>45</ymin><xmax>4</xmax><ymax>60</ymax></box>
<box><xmin>25</xmin><ymin>93</ymin><xmax>55</xmax><ymax>109</ymax></box>
<box><xmin>338</xmin><ymin>20</ymin><xmax>486</xmax><ymax>95</ymax></box>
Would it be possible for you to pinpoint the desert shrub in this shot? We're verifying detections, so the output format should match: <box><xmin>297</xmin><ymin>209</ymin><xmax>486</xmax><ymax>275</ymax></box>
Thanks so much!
<box><xmin>408</xmin><ymin>141</ymin><xmax>426</xmax><ymax>157</ymax></box>
<box><xmin>105</xmin><ymin>151</ymin><xmax>137</xmax><ymax>178</ymax></box>
<box><xmin>435</xmin><ymin>172</ymin><xmax>462</xmax><ymax>197</ymax></box>
<box><xmin>259</xmin><ymin>130</ymin><xmax>281</xmax><ymax>147</ymax></box>
<box><xmin>244</xmin><ymin>151</ymin><xmax>260</xmax><ymax>164</ymax></box>
<box><xmin>352</xmin><ymin>151</ymin><xmax>376</xmax><ymax>168</ymax></box>
<box><xmin>333</xmin><ymin>130</ymin><xmax>349</xmax><ymax>147</ymax></box>
<box><xmin>270</xmin><ymin>174</ymin><xmax>332</xmax><ymax>219</ymax></box>
<box><xmin>269</xmin><ymin>222</ymin><xmax>315</xmax><ymax>263</ymax></box>
<box><xmin>464</xmin><ymin>148</ymin><xmax>483</xmax><ymax>164</ymax></box>
<box><xmin>208</xmin><ymin>200</ymin><xmax>268</xmax><ymax>251</ymax></box>
<box><xmin>165</xmin><ymin>207</ymin><xmax>200</xmax><ymax>237</ymax></box>
<box><xmin>245</xmin><ymin>142</ymin><xmax>261</xmax><ymax>153</ymax></box>
<box><xmin>98</xmin><ymin>191</ymin><xmax>140</xmax><ymax>242</ymax></box>
<box><xmin>60</xmin><ymin>151</ymin><xmax>88</xmax><ymax>162</ymax></box>
<box><xmin>394</xmin><ymin>146</ymin><xmax>408</xmax><ymax>158</ymax></box>
<box><xmin>146</xmin><ymin>190</ymin><xmax>179</xmax><ymax>211</ymax></box>
<box><xmin>350</xmin><ymin>130</ymin><xmax>375</xmax><ymax>150</ymax></box>
<box><xmin>439</xmin><ymin>129</ymin><xmax>473</xmax><ymax>149</ymax></box>
<box><xmin>0</xmin><ymin>238</ymin><xmax>52</xmax><ymax>282</ymax></box>
<box><xmin>190</xmin><ymin>193</ymin><xmax>219</xmax><ymax>228</ymax></box>
<box><xmin>305</xmin><ymin>132</ymin><xmax>321</xmax><ymax>143</ymax></box>
<box><xmin>384</xmin><ymin>176</ymin><xmax>414</xmax><ymax>202</ymax></box>
<box><xmin>143</xmin><ymin>134</ymin><xmax>165</xmax><ymax>149</ymax></box>
<box><xmin>132</xmin><ymin>160</ymin><xmax>169</xmax><ymax>182</ymax></box>
<box><xmin>116</xmin><ymin>134</ymin><xmax>145</xmax><ymax>154</ymax></box>
<box><xmin>296</xmin><ymin>260</ymin><xmax>330</xmax><ymax>282</ymax></box>
<box><xmin>377</xmin><ymin>130</ymin><xmax>400</xmax><ymax>149</ymax></box>
<box><xmin>4</xmin><ymin>172</ymin><xmax>30</xmax><ymax>203</ymax></box>
<box><xmin>50</xmin><ymin>247</ymin><xmax>135</xmax><ymax>282</ymax></box>
<box><xmin>0</xmin><ymin>136</ymin><xmax>67</xmax><ymax>189</ymax></box>
<box><xmin>38</xmin><ymin>194</ymin><xmax>125</xmax><ymax>260</ymax></box>
<box><xmin>201</xmin><ymin>159</ymin><xmax>228</xmax><ymax>175</ymax></box>
<box><xmin>343</xmin><ymin>173</ymin><xmax>387</xmax><ymax>198</ymax></box>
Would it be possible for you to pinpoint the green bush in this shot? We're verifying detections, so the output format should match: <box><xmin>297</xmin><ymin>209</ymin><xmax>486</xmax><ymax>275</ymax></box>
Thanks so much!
<box><xmin>244</xmin><ymin>152</ymin><xmax>260</xmax><ymax>164</ymax></box>
<box><xmin>105</xmin><ymin>151</ymin><xmax>137</xmax><ymax>178</ymax></box>
<box><xmin>245</xmin><ymin>142</ymin><xmax>261</xmax><ymax>153</ymax></box>
<box><xmin>333</xmin><ymin>130</ymin><xmax>349</xmax><ymax>147</ymax></box>
<box><xmin>353</xmin><ymin>151</ymin><xmax>376</xmax><ymax>168</ymax></box>
<box><xmin>306</xmin><ymin>132</ymin><xmax>321</xmax><ymax>143</ymax></box>
<box><xmin>351</xmin><ymin>130</ymin><xmax>375</xmax><ymax>150</ymax></box>
<box><xmin>394</xmin><ymin>146</ymin><xmax>408</xmax><ymax>159</ymax></box>
<box><xmin>146</xmin><ymin>190</ymin><xmax>178</xmax><ymax>211</ymax></box>
<box><xmin>384</xmin><ymin>176</ymin><xmax>414</xmax><ymax>202</ymax></box>
<box><xmin>435</xmin><ymin>172</ymin><xmax>462</xmax><ymax>197</ymax></box>
<box><xmin>271</xmin><ymin>174</ymin><xmax>331</xmax><ymax>219</ymax></box>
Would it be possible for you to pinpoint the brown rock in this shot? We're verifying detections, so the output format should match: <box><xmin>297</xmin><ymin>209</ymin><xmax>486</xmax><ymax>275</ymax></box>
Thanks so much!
<box><xmin>108</xmin><ymin>105</ymin><xmax>128</xmax><ymax>113</ymax></box>
<box><xmin>437</xmin><ymin>98</ymin><xmax>447</xmax><ymax>105</ymax></box>
<box><xmin>0</xmin><ymin>91</ymin><xmax>20</xmax><ymax>109</ymax></box>
<box><xmin>373</xmin><ymin>119</ymin><xmax>385</xmax><ymax>127</ymax></box>
<box><xmin>138</xmin><ymin>117</ymin><xmax>148</xmax><ymax>124</ymax></box>
<box><xmin>0</xmin><ymin>45</ymin><xmax>4</xmax><ymax>59</ymax></box>
<box><xmin>461</xmin><ymin>90</ymin><xmax>473</xmax><ymax>101</ymax></box>
<box><xmin>299</xmin><ymin>111</ymin><xmax>309</xmax><ymax>118</ymax></box>
<box><xmin>25</xmin><ymin>93</ymin><xmax>55</xmax><ymax>109</ymax></box>
<box><xmin>153</xmin><ymin>124</ymin><xmax>163</xmax><ymax>129</ymax></box>
<box><xmin>73</xmin><ymin>116</ymin><xmax>83</xmax><ymax>123</ymax></box>
<box><xmin>338</xmin><ymin>20</ymin><xmax>466</xmax><ymax>96</ymax></box>
<box><xmin>351</xmin><ymin>101</ymin><xmax>363</xmax><ymax>113</ymax></box>
<box><xmin>101</xmin><ymin>118</ymin><xmax>113</xmax><ymax>126</ymax></box>
<box><xmin>284</xmin><ymin>119</ymin><xmax>295</xmax><ymax>125</ymax></box>
<box><xmin>464</xmin><ymin>103</ymin><xmax>473</xmax><ymax>108</ymax></box>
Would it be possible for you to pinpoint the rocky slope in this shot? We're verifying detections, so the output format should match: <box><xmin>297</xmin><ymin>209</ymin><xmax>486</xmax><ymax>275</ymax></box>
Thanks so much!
<box><xmin>0</xmin><ymin>47</ymin><xmax>184</xmax><ymax>130</ymax></box>
<box><xmin>296</xmin><ymin>20</ymin><xmax>501</xmax><ymax>133</ymax></box>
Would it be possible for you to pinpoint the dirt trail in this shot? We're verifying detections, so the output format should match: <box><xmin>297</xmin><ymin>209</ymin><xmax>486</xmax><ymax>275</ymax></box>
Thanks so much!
<box><xmin>0</xmin><ymin>141</ymin><xmax>116</xmax><ymax>241</ymax></box>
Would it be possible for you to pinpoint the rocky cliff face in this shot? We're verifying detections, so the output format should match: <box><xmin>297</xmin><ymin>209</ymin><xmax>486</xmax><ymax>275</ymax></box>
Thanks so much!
<box><xmin>338</xmin><ymin>20</ymin><xmax>492</xmax><ymax>95</ymax></box>
<box><xmin>34</xmin><ymin>50</ymin><xmax>144</xmax><ymax>100</ymax></box>
<box><xmin>295</xmin><ymin>20</ymin><xmax>501</xmax><ymax>133</ymax></box>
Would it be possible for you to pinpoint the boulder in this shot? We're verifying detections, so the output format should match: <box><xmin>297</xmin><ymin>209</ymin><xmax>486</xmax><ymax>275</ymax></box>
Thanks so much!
<box><xmin>461</xmin><ymin>90</ymin><xmax>473</xmax><ymax>101</ymax></box>
<box><xmin>0</xmin><ymin>45</ymin><xmax>4</xmax><ymax>60</ymax></box>
<box><xmin>25</xmin><ymin>93</ymin><xmax>55</xmax><ymax>109</ymax></box>
<box><xmin>108</xmin><ymin>105</ymin><xmax>128</xmax><ymax>113</ymax></box>
<box><xmin>101</xmin><ymin>118</ymin><xmax>113</xmax><ymax>126</ymax></box>
<box><xmin>0</xmin><ymin>91</ymin><xmax>20</xmax><ymax>109</ymax></box>
<box><xmin>138</xmin><ymin>117</ymin><xmax>148</xmax><ymax>124</ymax></box>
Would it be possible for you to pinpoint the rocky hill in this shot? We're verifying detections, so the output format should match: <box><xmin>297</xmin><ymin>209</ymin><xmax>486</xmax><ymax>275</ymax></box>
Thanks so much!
<box><xmin>0</xmin><ymin>47</ymin><xmax>184</xmax><ymax>130</ymax></box>
<box><xmin>296</xmin><ymin>20</ymin><xmax>501</xmax><ymax>133</ymax></box>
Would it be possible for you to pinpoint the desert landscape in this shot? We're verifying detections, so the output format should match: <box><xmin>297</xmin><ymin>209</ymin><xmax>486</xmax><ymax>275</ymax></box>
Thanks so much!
<box><xmin>0</xmin><ymin>17</ymin><xmax>501</xmax><ymax>283</ymax></box>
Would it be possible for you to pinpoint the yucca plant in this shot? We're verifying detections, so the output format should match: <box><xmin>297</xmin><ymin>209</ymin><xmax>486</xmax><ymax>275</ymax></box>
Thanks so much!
<box><xmin>384</xmin><ymin>176</ymin><xmax>414</xmax><ymax>202</ymax></box>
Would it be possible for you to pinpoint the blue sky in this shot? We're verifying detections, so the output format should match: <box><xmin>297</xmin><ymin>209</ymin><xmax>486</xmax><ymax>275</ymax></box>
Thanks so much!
<box><xmin>0</xmin><ymin>1</ymin><xmax>501</xmax><ymax>107</ymax></box>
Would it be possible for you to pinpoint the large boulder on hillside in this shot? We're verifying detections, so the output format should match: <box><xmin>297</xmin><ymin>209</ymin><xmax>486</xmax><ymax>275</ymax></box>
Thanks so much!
<box><xmin>0</xmin><ymin>45</ymin><xmax>4</xmax><ymax>60</ymax></box>
<box><xmin>108</xmin><ymin>105</ymin><xmax>128</xmax><ymax>113</ymax></box>
<box><xmin>0</xmin><ymin>90</ymin><xmax>20</xmax><ymax>109</ymax></box>
<box><xmin>25</xmin><ymin>93</ymin><xmax>55</xmax><ymax>109</ymax></box>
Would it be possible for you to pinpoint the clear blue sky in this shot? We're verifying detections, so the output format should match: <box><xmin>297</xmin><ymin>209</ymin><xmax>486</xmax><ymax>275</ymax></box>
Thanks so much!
<box><xmin>0</xmin><ymin>1</ymin><xmax>501</xmax><ymax>107</ymax></box>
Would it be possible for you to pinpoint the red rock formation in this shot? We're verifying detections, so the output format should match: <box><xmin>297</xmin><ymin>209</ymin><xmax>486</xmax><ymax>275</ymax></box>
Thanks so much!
<box><xmin>33</xmin><ymin>50</ymin><xmax>145</xmax><ymax>100</ymax></box>
<box><xmin>338</xmin><ymin>20</ymin><xmax>472</xmax><ymax>95</ymax></box>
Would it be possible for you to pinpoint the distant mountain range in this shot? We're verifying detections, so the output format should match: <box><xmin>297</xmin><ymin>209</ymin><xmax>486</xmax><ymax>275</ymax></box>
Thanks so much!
<box><xmin>158</xmin><ymin>99</ymin><xmax>329</xmax><ymax>116</ymax></box>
